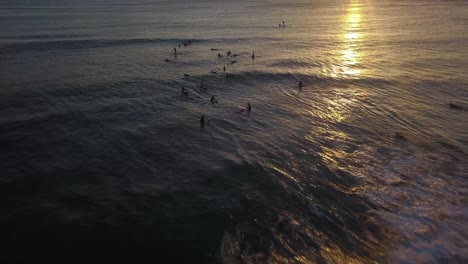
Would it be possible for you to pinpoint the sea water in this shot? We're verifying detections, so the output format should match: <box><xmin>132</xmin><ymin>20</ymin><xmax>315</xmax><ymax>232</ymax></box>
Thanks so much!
<box><xmin>0</xmin><ymin>0</ymin><xmax>467</xmax><ymax>263</ymax></box>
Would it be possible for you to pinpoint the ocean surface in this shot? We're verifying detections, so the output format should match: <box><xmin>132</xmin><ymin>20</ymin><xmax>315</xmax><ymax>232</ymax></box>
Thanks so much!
<box><xmin>1</xmin><ymin>0</ymin><xmax>467</xmax><ymax>263</ymax></box>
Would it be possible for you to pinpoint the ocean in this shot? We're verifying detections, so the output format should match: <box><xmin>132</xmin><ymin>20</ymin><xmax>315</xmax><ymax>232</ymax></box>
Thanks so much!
<box><xmin>1</xmin><ymin>0</ymin><xmax>467</xmax><ymax>263</ymax></box>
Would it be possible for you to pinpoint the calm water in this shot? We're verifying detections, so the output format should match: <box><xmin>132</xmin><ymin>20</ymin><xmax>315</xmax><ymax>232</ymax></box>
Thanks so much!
<box><xmin>1</xmin><ymin>0</ymin><xmax>467</xmax><ymax>263</ymax></box>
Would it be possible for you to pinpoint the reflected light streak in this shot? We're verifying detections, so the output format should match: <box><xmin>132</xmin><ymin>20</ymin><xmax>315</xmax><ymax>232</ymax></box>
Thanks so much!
<box><xmin>320</xmin><ymin>4</ymin><xmax>366</xmax><ymax>124</ymax></box>
<box><xmin>340</xmin><ymin>4</ymin><xmax>363</xmax><ymax>77</ymax></box>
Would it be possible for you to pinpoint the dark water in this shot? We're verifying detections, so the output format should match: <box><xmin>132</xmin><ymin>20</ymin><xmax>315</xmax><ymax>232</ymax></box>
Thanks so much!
<box><xmin>1</xmin><ymin>0</ymin><xmax>467</xmax><ymax>263</ymax></box>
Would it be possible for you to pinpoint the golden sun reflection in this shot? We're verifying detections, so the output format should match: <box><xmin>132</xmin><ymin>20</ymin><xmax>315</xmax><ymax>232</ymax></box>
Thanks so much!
<box><xmin>337</xmin><ymin>4</ymin><xmax>363</xmax><ymax>77</ymax></box>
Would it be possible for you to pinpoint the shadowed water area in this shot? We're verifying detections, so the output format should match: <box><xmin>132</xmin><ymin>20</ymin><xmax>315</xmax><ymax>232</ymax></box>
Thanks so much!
<box><xmin>0</xmin><ymin>0</ymin><xmax>467</xmax><ymax>263</ymax></box>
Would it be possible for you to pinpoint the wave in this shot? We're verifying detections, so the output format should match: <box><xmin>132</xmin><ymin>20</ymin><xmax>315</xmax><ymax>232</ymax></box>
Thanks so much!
<box><xmin>0</xmin><ymin>38</ymin><xmax>205</xmax><ymax>55</ymax></box>
<box><xmin>0</xmin><ymin>33</ymin><xmax>93</xmax><ymax>40</ymax></box>
<box><xmin>0</xmin><ymin>36</ymin><xmax>283</xmax><ymax>55</ymax></box>
<box><xmin>268</xmin><ymin>58</ymin><xmax>322</xmax><ymax>69</ymax></box>
<box><xmin>195</xmin><ymin>70</ymin><xmax>396</xmax><ymax>88</ymax></box>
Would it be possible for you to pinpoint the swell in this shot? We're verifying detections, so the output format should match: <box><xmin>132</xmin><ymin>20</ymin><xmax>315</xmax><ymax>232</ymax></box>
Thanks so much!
<box><xmin>0</xmin><ymin>70</ymin><xmax>396</xmax><ymax>141</ymax></box>
<box><xmin>0</xmin><ymin>38</ymin><xmax>205</xmax><ymax>55</ymax></box>
<box><xmin>0</xmin><ymin>33</ymin><xmax>93</xmax><ymax>40</ymax></box>
<box><xmin>268</xmin><ymin>58</ymin><xmax>322</xmax><ymax>69</ymax></box>
<box><xmin>0</xmin><ymin>36</ymin><xmax>283</xmax><ymax>55</ymax></box>
<box><xmin>218</xmin><ymin>70</ymin><xmax>395</xmax><ymax>88</ymax></box>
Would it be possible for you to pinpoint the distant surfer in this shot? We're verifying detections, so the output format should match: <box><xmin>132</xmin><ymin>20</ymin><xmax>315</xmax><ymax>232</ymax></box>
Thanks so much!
<box><xmin>395</xmin><ymin>132</ymin><xmax>407</xmax><ymax>141</ymax></box>
<box><xmin>200</xmin><ymin>115</ymin><xmax>205</xmax><ymax>127</ymax></box>
<box><xmin>238</xmin><ymin>103</ymin><xmax>251</xmax><ymax>112</ymax></box>
<box><xmin>449</xmin><ymin>102</ymin><xmax>462</xmax><ymax>110</ymax></box>
<box><xmin>283</xmin><ymin>21</ymin><xmax>285</xmax><ymax>27</ymax></box>
<box><xmin>298</xmin><ymin>80</ymin><xmax>303</xmax><ymax>90</ymax></box>
<box><xmin>223</xmin><ymin>66</ymin><xmax>226</xmax><ymax>72</ymax></box>
<box><xmin>173</xmin><ymin>48</ymin><xmax>177</xmax><ymax>55</ymax></box>
<box><xmin>211</xmin><ymin>95</ymin><xmax>218</xmax><ymax>104</ymax></box>
<box><xmin>252</xmin><ymin>52</ymin><xmax>255</xmax><ymax>60</ymax></box>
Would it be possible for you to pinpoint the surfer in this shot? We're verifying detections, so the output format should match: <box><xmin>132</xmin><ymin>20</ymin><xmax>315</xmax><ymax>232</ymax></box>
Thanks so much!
<box><xmin>181</xmin><ymin>86</ymin><xmax>189</xmax><ymax>96</ymax></box>
<box><xmin>200</xmin><ymin>115</ymin><xmax>205</xmax><ymax>127</ymax></box>
<box><xmin>238</xmin><ymin>103</ymin><xmax>251</xmax><ymax>112</ymax></box>
<box><xmin>211</xmin><ymin>95</ymin><xmax>218</xmax><ymax>104</ymax></box>
<box><xmin>395</xmin><ymin>132</ymin><xmax>407</xmax><ymax>141</ymax></box>
<box><xmin>449</xmin><ymin>102</ymin><xmax>462</xmax><ymax>109</ymax></box>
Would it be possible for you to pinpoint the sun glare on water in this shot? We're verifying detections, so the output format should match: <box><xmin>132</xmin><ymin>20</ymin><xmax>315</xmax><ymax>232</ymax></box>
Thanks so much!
<box><xmin>335</xmin><ymin>4</ymin><xmax>364</xmax><ymax>78</ymax></box>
